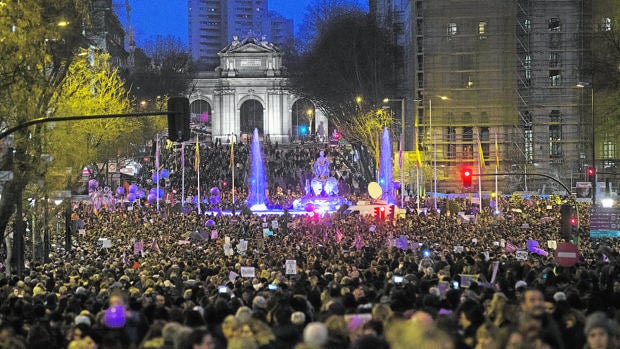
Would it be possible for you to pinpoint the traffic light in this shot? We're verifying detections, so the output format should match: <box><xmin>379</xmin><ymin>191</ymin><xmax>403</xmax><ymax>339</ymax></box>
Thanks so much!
<box><xmin>587</xmin><ymin>167</ymin><xmax>596</xmax><ymax>182</ymax></box>
<box><xmin>167</xmin><ymin>97</ymin><xmax>190</xmax><ymax>142</ymax></box>
<box><xmin>560</xmin><ymin>204</ymin><xmax>578</xmax><ymax>241</ymax></box>
<box><xmin>461</xmin><ymin>168</ymin><xmax>473</xmax><ymax>187</ymax></box>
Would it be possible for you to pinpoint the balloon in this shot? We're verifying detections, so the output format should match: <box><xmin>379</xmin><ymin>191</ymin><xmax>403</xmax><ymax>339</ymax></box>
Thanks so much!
<box><xmin>127</xmin><ymin>193</ymin><xmax>136</xmax><ymax>202</ymax></box>
<box><xmin>147</xmin><ymin>193</ymin><xmax>156</xmax><ymax>203</ymax></box>
<box><xmin>104</xmin><ymin>305</ymin><xmax>126</xmax><ymax>328</ymax></box>
<box><xmin>161</xmin><ymin>169</ymin><xmax>169</xmax><ymax>179</ymax></box>
<box><xmin>157</xmin><ymin>188</ymin><xmax>164</xmax><ymax>199</ymax></box>
<box><xmin>192</xmin><ymin>196</ymin><xmax>199</xmax><ymax>204</ymax></box>
<box><xmin>206</xmin><ymin>219</ymin><xmax>215</xmax><ymax>226</ymax></box>
<box><xmin>136</xmin><ymin>190</ymin><xmax>145</xmax><ymax>199</ymax></box>
<box><xmin>305</xmin><ymin>203</ymin><xmax>314</xmax><ymax>212</ymax></box>
<box><xmin>151</xmin><ymin>173</ymin><xmax>160</xmax><ymax>183</ymax></box>
<box><xmin>129</xmin><ymin>184</ymin><xmax>138</xmax><ymax>193</ymax></box>
<box><xmin>88</xmin><ymin>179</ymin><xmax>99</xmax><ymax>189</ymax></box>
<box><xmin>116</xmin><ymin>187</ymin><xmax>125</xmax><ymax>196</ymax></box>
<box><xmin>150</xmin><ymin>187</ymin><xmax>157</xmax><ymax>195</ymax></box>
<box><xmin>210</xmin><ymin>187</ymin><xmax>220</xmax><ymax>195</ymax></box>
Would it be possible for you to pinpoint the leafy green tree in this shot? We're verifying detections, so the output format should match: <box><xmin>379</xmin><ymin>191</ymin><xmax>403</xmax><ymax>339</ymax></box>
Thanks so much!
<box><xmin>0</xmin><ymin>0</ymin><xmax>91</xmax><ymax>274</ymax></box>
<box><xmin>45</xmin><ymin>50</ymin><xmax>143</xmax><ymax>191</ymax></box>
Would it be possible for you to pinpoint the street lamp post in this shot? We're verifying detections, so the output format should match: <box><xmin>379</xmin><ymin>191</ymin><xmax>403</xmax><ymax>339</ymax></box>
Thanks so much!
<box><xmin>383</xmin><ymin>98</ymin><xmax>405</xmax><ymax>208</ymax></box>
<box><xmin>427</xmin><ymin>96</ymin><xmax>448</xmax><ymax>211</ymax></box>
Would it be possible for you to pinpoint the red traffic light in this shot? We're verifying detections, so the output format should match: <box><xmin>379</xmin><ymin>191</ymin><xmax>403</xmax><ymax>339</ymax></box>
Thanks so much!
<box><xmin>587</xmin><ymin>167</ymin><xmax>595</xmax><ymax>182</ymax></box>
<box><xmin>569</xmin><ymin>217</ymin><xmax>577</xmax><ymax>225</ymax></box>
<box><xmin>461</xmin><ymin>168</ymin><xmax>473</xmax><ymax>187</ymax></box>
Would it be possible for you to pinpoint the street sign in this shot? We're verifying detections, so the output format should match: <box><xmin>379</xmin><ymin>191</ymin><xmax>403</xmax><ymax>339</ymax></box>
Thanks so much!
<box><xmin>553</xmin><ymin>242</ymin><xmax>579</xmax><ymax>267</ymax></box>
<box><xmin>0</xmin><ymin>171</ymin><xmax>13</xmax><ymax>181</ymax></box>
<box><xmin>590</xmin><ymin>207</ymin><xmax>620</xmax><ymax>238</ymax></box>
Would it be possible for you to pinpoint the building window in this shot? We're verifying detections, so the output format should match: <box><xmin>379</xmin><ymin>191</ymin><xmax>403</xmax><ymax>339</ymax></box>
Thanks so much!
<box><xmin>480</xmin><ymin>112</ymin><xmax>489</xmax><ymax>124</ymax></box>
<box><xmin>549</xmin><ymin>110</ymin><xmax>561</xmax><ymax>123</ymax></box>
<box><xmin>550</xmin><ymin>70</ymin><xmax>561</xmax><ymax>86</ymax></box>
<box><xmin>524</xmin><ymin>19</ymin><xmax>531</xmax><ymax>32</ymax></box>
<box><xmin>549</xmin><ymin>124</ymin><xmax>562</xmax><ymax>157</ymax></box>
<box><xmin>480</xmin><ymin>127</ymin><xmax>489</xmax><ymax>158</ymax></box>
<box><xmin>447</xmin><ymin>23</ymin><xmax>457</xmax><ymax>36</ymax></box>
<box><xmin>601</xmin><ymin>17</ymin><xmax>612</xmax><ymax>31</ymax></box>
<box><xmin>463</xmin><ymin>112</ymin><xmax>472</xmax><ymax>124</ymax></box>
<box><xmin>463</xmin><ymin>126</ymin><xmax>473</xmax><ymax>159</ymax></box>
<box><xmin>548</xmin><ymin>18</ymin><xmax>561</xmax><ymax>31</ymax></box>
<box><xmin>479</xmin><ymin>21</ymin><xmax>487</xmax><ymax>38</ymax></box>
<box><xmin>446</xmin><ymin>127</ymin><xmax>456</xmax><ymax>159</ymax></box>
<box><xmin>549</xmin><ymin>52</ymin><xmax>560</xmax><ymax>67</ymax></box>
<box><xmin>525</xmin><ymin>55</ymin><xmax>532</xmax><ymax>81</ymax></box>
<box><xmin>603</xmin><ymin>140</ymin><xmax>616</xmax><ymax>159</ymax></box>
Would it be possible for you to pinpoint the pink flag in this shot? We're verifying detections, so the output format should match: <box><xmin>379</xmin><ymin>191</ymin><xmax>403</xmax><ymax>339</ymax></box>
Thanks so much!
<box><xmin>335</xmin><ymin>229</ymin><xmax>343</xmax><ymax>243</ymax></box>
<box><xmin>505</xmin><ymin>240</ymin><xmax>517</xmax><ymax>253</ymax></box>
<box><xmin>150</xmin><ymin>239</ymin><xmax>160</xmax><ymax>253</ymax></box>
<box><xmin>134</xmin><ymin>240</ymin><xmax>144</xmax><ymax>255</ymax></box>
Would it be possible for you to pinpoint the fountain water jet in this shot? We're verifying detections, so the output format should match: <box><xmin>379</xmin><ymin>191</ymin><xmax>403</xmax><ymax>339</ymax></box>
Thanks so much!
<box><xmin>247</xmin><ymin>128</ymin><xmax>268</xmax><ymax>211</ymax></box>
<box><xmin>379</xmin><ymin>127</ymin><xmax>395</xmax><ymax>204</ymax></box>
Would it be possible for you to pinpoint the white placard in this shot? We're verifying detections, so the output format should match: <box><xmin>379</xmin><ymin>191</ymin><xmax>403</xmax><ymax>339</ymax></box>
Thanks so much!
<box><xmin>285</xmin><ymin>259</ymin><xmax>297</xmax><ymax>275</ymax></box>
<box><xmin>454</xmin><ymin>245</ymin><xmax>464</xmax><ymax>253</ymax></box>
<box><xmin>225</xmin><ymin>236</ymin><xmax>231</xmax><ymax>245</ymax></box>
<box><xmin>79</xmin><ymin>229</ymin><xmax>86</xmax><ymax>236</ymax></box>
<box><xmin>241</xmin><ymin>266</ymin><xmax>255</xmax><ymax>278</ymax></box>
<box><xmin>516</xmin><ymin>250</ymin><xmax>529</xmax><ymax>260</ymax></box>
<box><xmin>271</xmin><ymin>220</ymin><xmax>279</xmax><ymax>229</ymax></box>
<box><xmin>547</xmin><ymin>240</ymin><xmax>557</xmax><ymax>249</ymax></box>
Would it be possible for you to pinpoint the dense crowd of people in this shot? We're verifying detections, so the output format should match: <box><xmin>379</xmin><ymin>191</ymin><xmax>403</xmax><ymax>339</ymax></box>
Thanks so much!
<box><xmin>1</xmin><ymin>141</ymin><xmax>619</xmax><ymax>349</ymax></box>
<box><xmin>2</xmin><ymin>198</ymin><xmax>617</xmax><ymax>349</ymax></box>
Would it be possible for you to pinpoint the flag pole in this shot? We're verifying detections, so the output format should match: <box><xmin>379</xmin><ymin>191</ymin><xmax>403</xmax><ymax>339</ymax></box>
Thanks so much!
<box><xmin>181</xmin><ymin>141</ymin><xmax>185</xmax><ymax>206</ymax></box>
<box><xmin>195</xmin><ymin>136</ymin><xmax>201</xmax><ymax>215</ymax></box>
<box><xmin>433</xmin><ymin>132</ymin><xmax>437</xmax><ymax>211</ymax></box>
<box><xmin>495</xmin><ymin>133</ymin><xmax>499</xmax><ymax>214</ymax></box>
<box><xmin>156</xmin><ymin>133</ymin><xmax>160</xmax><ymax>212</ymax></box>
<box><xmin>477</xmin><ymin>132</ymin><xmax>482</xmax><ymax>212</ymax></box>
<box><xmin>399</xmin><ymin>133</ymin><xmax>404</xmax><ymax>208</ymax></box>
<box><xmin>231</xmin><ymin>136</ymin><xmax>236</xmax><ymax>213</ymax></box>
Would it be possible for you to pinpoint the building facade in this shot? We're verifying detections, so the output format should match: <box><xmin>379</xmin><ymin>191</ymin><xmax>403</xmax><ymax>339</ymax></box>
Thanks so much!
<box><xmin>189</xmin><ymin>37</ymin><xmax>327</xmax><ymax>145</ymax></box>
<box><xmin>375</xmin><ymin>0</ymin><xmax>616</xmax><ymax>195</ymax></box>
<box><xmin>87</xmin><ymin>0</ymin><xmax>128</xmax><ymax>71</ymax></box>
<box><xmin>188</xmin><ymin>0</ymin><xmax>293</xmax><ymax>69</ymax></box>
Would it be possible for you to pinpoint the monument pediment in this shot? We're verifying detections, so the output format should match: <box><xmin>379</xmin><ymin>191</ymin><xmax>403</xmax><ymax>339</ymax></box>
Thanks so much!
<box><xmin>219</xmin><ymin>36</ymin><xmax>280</xmax><ymax>55</ymax></box>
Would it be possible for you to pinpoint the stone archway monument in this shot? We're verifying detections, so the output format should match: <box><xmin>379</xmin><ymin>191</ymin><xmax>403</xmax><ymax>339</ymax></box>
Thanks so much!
<box><xmin>190</xmin><ymin>35</ymin><xmax>327</xmax><ymax>144</ymax></box>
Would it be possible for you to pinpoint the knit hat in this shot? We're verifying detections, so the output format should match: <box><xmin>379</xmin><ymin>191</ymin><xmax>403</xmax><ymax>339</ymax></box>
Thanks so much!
<box><xmin>515</xmin><ymin>280</ymin><xmax>528</xmax><ymax>290</ymax></box>
<box><xmin>553</xmin><ymin>292</ymin><xmax>567</xmax><ymax>302</ymax></box>
<box><xmin>584</xmin><ymin>311</ymin><xmax>617</xmax><ymax>336</ymax></box>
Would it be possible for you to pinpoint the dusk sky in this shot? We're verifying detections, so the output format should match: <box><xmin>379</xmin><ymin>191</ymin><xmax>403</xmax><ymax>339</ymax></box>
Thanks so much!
<box><xmin>118</xmin><ymin>0</ymin><xmax>367</xmax><ymax>48</ymax></box>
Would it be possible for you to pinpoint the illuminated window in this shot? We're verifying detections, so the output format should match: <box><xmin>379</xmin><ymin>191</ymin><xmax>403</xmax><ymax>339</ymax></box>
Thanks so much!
<box><xmin>478</xmin><ymin>21</ymin><xmax>487</xmax><ymax>36</ymax></box>
<box><xmin>447</xmin><ymin>23</ymin><xmax>457</xmax><ymax>36</ymax></box>
<box><xmin>601</xmin><ymin>17</ymin><xmax>612</xmax><ymax>31</ymax></box>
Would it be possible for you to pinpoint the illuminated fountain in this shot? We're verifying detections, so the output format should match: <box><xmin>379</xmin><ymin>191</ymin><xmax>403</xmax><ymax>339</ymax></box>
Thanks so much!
<box><xmin>292</xmin><ymin>150</ymin><xmax>351</xmax><ymax>213</ymax></box>
<box><xmin>247</xmin><ymin>128</ymin><xmax>268</xmax><ymax>211</ymax></box>
<box><xmin>379</xmin><ymin>127</ymin><xmax>395</xmax><ymax>204</ymax></box>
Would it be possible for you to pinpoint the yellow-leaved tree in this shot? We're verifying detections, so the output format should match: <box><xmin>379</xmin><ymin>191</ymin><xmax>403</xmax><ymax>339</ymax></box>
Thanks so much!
<box><xmin>45</xmin><ymin>50</ymin><xmax>148</xmax><ymax>192</ymax></box>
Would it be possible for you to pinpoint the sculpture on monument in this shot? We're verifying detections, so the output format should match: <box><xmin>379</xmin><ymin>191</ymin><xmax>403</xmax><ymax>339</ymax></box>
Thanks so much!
<box><xmin>293</xmin><ymin>151</ymin><xmax>350</xmax><ymax>212</ymax></box>
<box><xmin>310</xmin><ymin>151</ymin><xmax>339</xmax><ymax>196</ymax></box>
